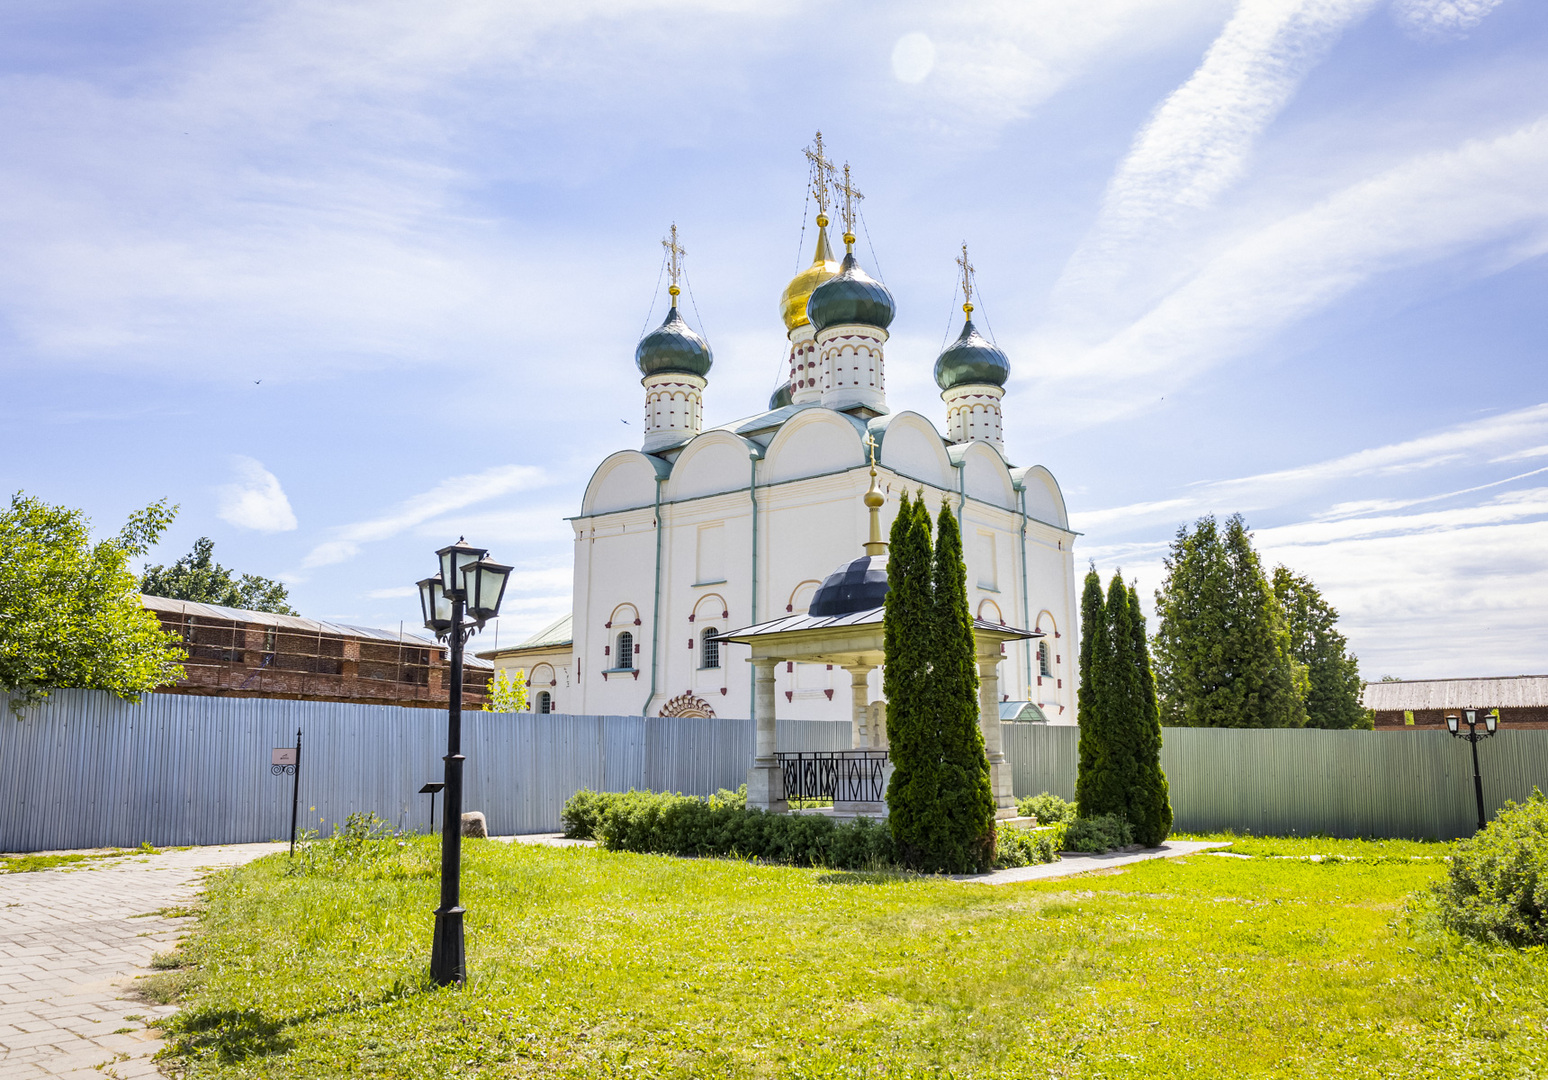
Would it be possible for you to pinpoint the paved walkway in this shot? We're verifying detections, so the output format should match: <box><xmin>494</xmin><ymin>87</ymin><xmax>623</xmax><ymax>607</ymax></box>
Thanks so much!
<box><xmin>961</xmin><ymin>840</ymin><xmax>1232</xmax><ymax>884</ymax></box>
<box><xmin>0</xmin><ymin>842</ymin><xmax>284</xmax><ymax>1079</ymax></box>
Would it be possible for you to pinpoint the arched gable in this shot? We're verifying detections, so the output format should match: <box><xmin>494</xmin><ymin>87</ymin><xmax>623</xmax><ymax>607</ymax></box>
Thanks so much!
<box><xmin>581</xmin><ymin>451</ymin><xmax>671</xmax><ymax>516</ymax></box>
<box><xmin>953</xmin><ymin>441</ymin><xmax>1017</xmax><ymax>511</ymax></box>
<box><xmin>529</xmin><ymin>662</ymin><xmax>557</xmax><ymax>687</ymax></box>
<box><xmin>1033</xmin><ymin>609</ymin><xmax>1060</xmax><ymax>637</ymax></box>
<box><xmin>870</xmin><ymin>412</ymin><xmax>953</xmax><ymax>489</ymax></box>
<box><xmin>977</xmin><ymin>598</ymin><xmax>1004</xmax><ymax>624</ymax></box>
<box><xmin>1014</xmin><ymin>466</ymin><xmax>1070</xmax><ymax>530</ymax></box>
<box><xmin>667</xmin><ymin>430</ymin><xmax>757</xmax><ymax>502</ymax></box>
<box><xmin>785</xmin><ymin>579</ymin><xmax>821</xmax><ymax>614</ymax></box>
<box><xmin>762</xmin><ymin>408</ymin><xmax>866</xmax><ymax>485</ymax></box>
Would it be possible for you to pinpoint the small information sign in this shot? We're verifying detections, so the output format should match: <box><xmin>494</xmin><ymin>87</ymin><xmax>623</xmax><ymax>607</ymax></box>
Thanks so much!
<box><xmin>271</xmin><ymin>747</ymin><xmax>298</xmax><ymax>767</ymax></box>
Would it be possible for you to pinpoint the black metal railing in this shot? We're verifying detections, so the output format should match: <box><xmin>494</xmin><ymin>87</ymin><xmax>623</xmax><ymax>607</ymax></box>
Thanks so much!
<box><xmin>775</xmin><ymin>750</ymin><xmax>889</xmax><ymax>804</ymax></box>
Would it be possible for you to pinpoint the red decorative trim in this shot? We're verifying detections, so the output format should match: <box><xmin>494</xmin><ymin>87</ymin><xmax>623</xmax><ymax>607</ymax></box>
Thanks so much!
<box><xmin>1057</xmin><ymin>679</ymin><xmax>1062</xmax><ymax>688</ymax></box>
<box><xmin>720</xmin><ymin>687</ymin><xmax>727</xmax><ymax>695</ymax></box>
<box><xmin>786</xmin><ymin>604</ymin><xmax>793</xmax><ymax>612</ymax></box>
<box><xmin>721</xmin><ymin>610</ymin><xmax>728</xmax><ymax>619</ymax></box>
<box><xmin>688</xmin><ymin>639</ymin><xmax>694</xmax><ymax>649</ymax></box>
<box><xmin>688</xmin><ymin>613</ymin><xmax>695</xmax><ymax>622</ymax></box>
<box><xmin>634</xmin><ymin>618</ymin><xmax>641</xmax><ymax>626</ymax></box>
<box><xmin>824</xmin><ymin>689</ymin><xmax>833</xmax><ymax>700</ymax></box>
<box><xmin>785</xmin><ymin>691</ymin><xmax>793</xmax><ymax>702</ymax></box>
<box><xmin>633</xmin><ymin>670</ymin><xmax>640</xmax><ymax>680</ymax></box>
<box><xmin>604</xmin><ymin>621</ymin><xmax>612</xmax><ymax>628</ymax></box>
<box><xmin>786</xmin><ymin>662</ymin><xmax>793</xmax><ymax>673</ymax></box>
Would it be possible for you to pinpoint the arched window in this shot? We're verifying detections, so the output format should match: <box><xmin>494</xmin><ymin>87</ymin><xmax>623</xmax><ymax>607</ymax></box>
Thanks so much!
<box><xmin>1038</xmin><ymin>641</ymin><xmax>1052</xmax><ymax>678</ymax></box>
<box><xmin>700</xmin><ymin>629</ymin><xmax>720</xmax><ymax>670</ymax></box>
<box><xmin>536</xmin><ymin>691</ymin><xmax>553</xmax><ymax>714</ymax></box>
<box><xmin>616</xmin><ymin>631</ymin><xmax>634</xmax><ymax>670</ymax></box>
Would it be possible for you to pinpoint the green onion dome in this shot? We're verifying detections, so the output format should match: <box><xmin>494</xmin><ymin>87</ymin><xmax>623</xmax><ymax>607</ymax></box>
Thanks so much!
<box><xmin>636</xmin><ymin>302</ymin><xmax>713</xmax><ymax>379</ymax></box>
<box><xmin>934</xmin><ymin>317</ymin><xmax>1009</xmax><ymax>390</ymax></box>
<box><xmin>806</xmin><ymin>253</ymin><xmax>895</xmax><ymax>334</ymax></box>
<box><xmin>768</xmin><ymin>381</ymin><xmax>793</xmax><ymax>410</ymax></box>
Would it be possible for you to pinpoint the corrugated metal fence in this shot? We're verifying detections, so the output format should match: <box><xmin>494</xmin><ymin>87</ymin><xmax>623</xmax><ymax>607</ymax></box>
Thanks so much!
<box><xmin>1002</xmin><ymin>724</ymin><xmax>1548</xmax><ymax>841</ymax></box>
<box><xmin>8</xmin><ymin>693</ymin><xmax>1547</xmax><ymax>850</ymax></box>
<box><xmin>0</xmin><ymin>691</ymin><xmax>851</xmax><ymax>852</ymax></box>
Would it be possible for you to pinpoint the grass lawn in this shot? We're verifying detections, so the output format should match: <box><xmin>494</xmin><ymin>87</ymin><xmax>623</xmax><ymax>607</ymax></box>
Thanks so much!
<box><xmin>150</xmin><ymin>836</ymin><xmax>1548</xmax><ymax>1079</ymax></box>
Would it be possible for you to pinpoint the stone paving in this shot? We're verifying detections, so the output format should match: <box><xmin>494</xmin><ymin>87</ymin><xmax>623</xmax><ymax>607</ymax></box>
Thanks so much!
<box><xmin>0</xmin><ymin>842</ymin><xmax>284</xmax><ymax>1079</ymax></box>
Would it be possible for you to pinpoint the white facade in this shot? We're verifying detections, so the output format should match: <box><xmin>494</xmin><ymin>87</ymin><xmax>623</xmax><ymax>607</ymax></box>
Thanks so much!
<box><xmin>566</xmin><ymin>402</ymin><xmax>1080</xmax><ymax>724</ymax></box>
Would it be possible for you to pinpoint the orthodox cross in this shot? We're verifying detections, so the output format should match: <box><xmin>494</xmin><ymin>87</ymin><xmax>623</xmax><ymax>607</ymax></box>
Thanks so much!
<box><xmin>956</xmin><ymin>242</ymin><xmax>976</xmax><ymax>313</ymax></box>
<box><xmin>803</xmin><ymin>131</ymin><xmax>835</xmax><ymax>216</ymax></box>
<box><xmin>662</xmin><ymin>223</ymin><xmax>685</xmax><ymax>295</ymax></box>
<box><xmin>835</xmin><ymin>162</ymin><xmax>864</xmax><ymax>242</ymax></box>
<box><xmin>864</xmin><ymin>430</ymin><xmax>878</xmax><ymax>467</ymax></box>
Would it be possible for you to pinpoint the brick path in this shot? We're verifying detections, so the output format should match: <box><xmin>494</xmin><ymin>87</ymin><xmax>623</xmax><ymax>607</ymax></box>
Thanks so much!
<box><xmin>0</xmin><ymin>843</ymin><xmax>283</xmax><ymax>1079</ymax></box>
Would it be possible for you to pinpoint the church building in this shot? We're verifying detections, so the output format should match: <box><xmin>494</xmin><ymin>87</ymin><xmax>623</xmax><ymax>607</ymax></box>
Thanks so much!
<box><xmin>563</xmin><ymin>141</ymin><xmax>1078</xmax><ymax>726</ymax></box>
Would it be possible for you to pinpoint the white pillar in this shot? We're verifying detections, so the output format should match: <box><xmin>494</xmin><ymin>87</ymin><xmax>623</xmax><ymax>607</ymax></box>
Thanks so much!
<box><xmin>845</xmin><ymin>665</ymin><xmax>873</xmax><ymax>748</ymax></box>
<box><xmin>746</xmin><ymin>658</ymin><xmax>786</xmax><ymax>811</ymax></box>
<box><xmin>943</xmin><ymin>384</ymin><xmax>1005</xmax><ymax>454</ymax></box>
<box><xmin>817</xmin><ymin>325</ymin><xmax>887</xmax><ymax>413</ymax></box>
<box><xmin>641</xmin><ymin>372</ymin><xmax>706</xmax><ymax>453</ymax></box>
<box><xmin>977</xmin><ymin>640</ymin><xmax>1017</xmax><ymax>817</ymax></box>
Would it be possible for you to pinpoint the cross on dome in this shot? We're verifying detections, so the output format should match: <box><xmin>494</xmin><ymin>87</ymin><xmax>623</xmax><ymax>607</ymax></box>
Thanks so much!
<box><xmin>835</xmin><ymin>163</ymin><xmax>864</xmax><ymax>251</ymax></box>
<box><xmin>803</xmin><ymin>132</ymin><xmax>836</xmax><ymax>218</ymax></box>
<box><xmin>662</xmin><ymin>223</ymin><xmax>686</xmax><ymax>300</ymax></box>
<box><xmin>956</xmin><ymin>242</ymin><xmax>976</xmax><ymax>316</ymax></box>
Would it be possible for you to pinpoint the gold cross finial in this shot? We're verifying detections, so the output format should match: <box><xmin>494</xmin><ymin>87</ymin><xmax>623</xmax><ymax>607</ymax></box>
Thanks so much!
<box><xmin>662</xmin><ymin>223</ymin><xmax>686</xmax><ymax>302</ymax></box>
<box><xmin>803</xmin><ymin>131</ymin><xmax>836</xmax><ymax>219</ymax></box>
<box><xmin>864</xmin><ymin>430</ymin><xmax>878</xmax><ymax>467</ymax></box>
<box><xmin>956</xmin><ymin>242</ymin><xmax>975</xmax><ymax>317</ymax></box>
<box><xmin>835</xmin><ymin>162</ymin><xmax>863</xmax><ymax>252</ymax></box>
<box><xmin>862</xmin><ymin>431</ymin><xmax>886</xmax><ymax>555</ymax></box>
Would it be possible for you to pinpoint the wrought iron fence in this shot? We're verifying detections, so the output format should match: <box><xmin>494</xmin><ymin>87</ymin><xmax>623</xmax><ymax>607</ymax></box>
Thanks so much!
<box><xmin>775</xmin><ymin>750</ymin><xmax>889</xmax><ymax>804</ymax></box>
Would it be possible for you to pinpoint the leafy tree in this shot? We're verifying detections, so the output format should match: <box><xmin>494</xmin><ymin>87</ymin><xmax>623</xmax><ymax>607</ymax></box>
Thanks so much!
<box><xmin>484</xmin><ymin>668</ymin><xmax>528</xmax><ymax>713</ymax></box>
<box><xmin>1272</xmin><ymin>567</ymin><xmax>1371</xmax><ymax>730</ymax></box>
<box><xmin>141</xmin><ymin>536</ymin><xmax>297</xmax><ymax>615</ymax></box>
<box><xmin>884</xmin><ymin>491</ymin><xmax>939</xmax><ymax>868</ymax></box>
<box><xmin>1153</xmin><ymin>515</ymin><xmax>1306</xmax><ymax>728</ymax></box>
<box><xmin>1</xmin><ymin>492</ymin><xmax>185</xmax><ymax>710</ymax></box>
<box><xmin>923</xmin><ymin>496</ymin><xmax>995</xmax><ymax>872</ymax></box>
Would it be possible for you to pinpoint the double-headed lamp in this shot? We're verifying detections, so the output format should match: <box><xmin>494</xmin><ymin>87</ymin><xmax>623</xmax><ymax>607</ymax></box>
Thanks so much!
<box><xmin>418</xmin><ymin>576</ymin><xmax>452</xmax><ymax>635</ymax></box>
<box><xmin>462</xmin><ymin>557</ymin><xmax>513</xmax><ymax>624</ymax></box>
<box><xmin>436</xmin><ymin>539</ymin><xmax>487</xmax><ymax>600</ymax></box>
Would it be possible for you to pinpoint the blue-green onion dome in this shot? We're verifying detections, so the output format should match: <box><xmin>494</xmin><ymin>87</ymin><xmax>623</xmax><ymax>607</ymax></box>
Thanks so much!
<box><xmin>934</xmin><ymin>317</ymin><xmax>1009</xmax><ymax>390</ymax></box>
<box><xmin>806</xmin><ymin>253</ymin><xmax>895</xmax><ymax>334</ymax></box>
<box><xmin>768</xmin><ymin>381</ymin><xmax>793</xmax><ymax>410</ymax></box>
<box><xmin>636</xmin><ymin>303</ymin><xmax>713</xmax><ymax>378</ymax></box>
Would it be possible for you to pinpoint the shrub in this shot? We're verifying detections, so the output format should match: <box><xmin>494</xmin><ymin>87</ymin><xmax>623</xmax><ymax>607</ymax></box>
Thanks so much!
<box><xmin>560</xmin><ymin>788</ymin><xmax>611</xmax><ymax>840</ymax></box>
<box><xmin>1061</xmin><ymin>814</ymin><xmax>1133</xmax><ymax>854</ymax></box>
<box><xmin>993</xmin><ymin>824</ymin><xmax>1063</xmax><ymax>869</ymax></box>
<box><xmin>1432</xmin><ymin>789</ymin><xmax>1548</xmax><ymax>947</ymax></box>
<box><xmin>1017</xmin><ymin>792</ymin><xmax>1076</xmax><ymax>826</ymax></box>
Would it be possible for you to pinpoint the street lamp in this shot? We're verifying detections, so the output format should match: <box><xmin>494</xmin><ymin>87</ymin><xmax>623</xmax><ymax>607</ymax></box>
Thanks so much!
<box><xmin>416</xmin><ymin>537</ymin><xmax>512</xmax><ymax>987</ymax></box>
<box><xmin>1445</xmin><ymin>708</ymin><xmax>1500</xmax><ymax>834</ymax></box>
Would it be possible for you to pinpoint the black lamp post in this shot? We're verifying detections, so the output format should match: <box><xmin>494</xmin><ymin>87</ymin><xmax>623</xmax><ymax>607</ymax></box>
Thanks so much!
<box><xmin>1445</xmin><ymin>707</ymin><xmax>1499</xmax><ymax>833</ymax></box>
<box><xmin>417</xmin><ymin>537</ymin><xmax>512</xmax><ymax>987</ymax></box>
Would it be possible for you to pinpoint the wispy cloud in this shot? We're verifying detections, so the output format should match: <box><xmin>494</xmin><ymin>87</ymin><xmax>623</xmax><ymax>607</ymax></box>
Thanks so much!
<box><xmin>216</xmin><ymin>456</ymin><xmax>297</xmax><ymax>532</ymax></box>
<box><xmin>1057</xmin><ymin>0</ymin><xmax>1380</xmax><ymax>309</ymax></box>
<box><xmin>302</xmin><ymin>464</ymin><xmax>546</xmax><ymax>568</ymax></box>
<box><xmin>1390</xmin><ymin>0</ymin><xmax>1509</xmax><ymax>40</ymax></box>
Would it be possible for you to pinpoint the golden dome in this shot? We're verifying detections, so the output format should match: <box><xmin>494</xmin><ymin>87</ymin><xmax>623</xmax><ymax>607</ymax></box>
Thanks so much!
<box><xmin>779</xmin><ymin>215</ymin><xmax>840</xmax><ymax>332</ymax></box>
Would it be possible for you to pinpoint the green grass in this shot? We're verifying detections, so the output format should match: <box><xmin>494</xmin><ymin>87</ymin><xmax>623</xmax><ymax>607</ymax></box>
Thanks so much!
<box><xmin>153</xmin><ymin>836</ymin><xmax>1548</xmax><ymax>1079</ymax></box>
<box><xmin>1176</xmin><ymin>831</ymin><xmax>1453</xmax><ymax>860</ymax></box>
<box><xmin>1</xmin><ymin>847</ymin><xmax>149</xmax><ymax>873</ymax></box>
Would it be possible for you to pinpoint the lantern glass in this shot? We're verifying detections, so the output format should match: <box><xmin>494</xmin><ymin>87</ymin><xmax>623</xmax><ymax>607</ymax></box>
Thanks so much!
<box><xmin>1486</xmin><ymin>709</ymin><xmax>1498</xmax><ymax>734</ymax></box>
<box><xmin>1465</xmin><ymin>709</ymin><xmax>1477</xmax><ymax>729</ymax></box>
<box><xmin>1446</xmin><ymin>713</ymin><xmax>1459</xmax><ymax>735</ymax></box>
<box><xmin>437</xmin><ymin>540</ymin><xmax>487</xmax><ymax>599</ymax></box>
<box><xmin>418</xmin><ymin>576</ymin><xmax>452</xmax><ymax>633</ymax></box>
<box><xmin>463</xmin><ymin>558</ymin><xmax>513</xmax><ymax>622</ymax></box>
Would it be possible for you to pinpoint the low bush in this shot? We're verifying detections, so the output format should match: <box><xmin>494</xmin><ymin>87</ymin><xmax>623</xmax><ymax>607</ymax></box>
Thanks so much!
<box><xmin>1061</xmin><ymin>814</ymin><xmax>1133</xmax><ymax>854</ymax></box>
<box><xmin>1017</xmin><ymin>792</ymin><xmax>1076</xmax><ymax>826</ymax></box>
<box><xmin>994</xmin><ymin>824</ymin><xmax>1063</xmax><ymax>868</ymax></box>
<box><xmin>560</xmin><ymin>789</ymin><xmax>1058</xmax><ymax>872</ymax></box>
<box><xmin>1433</xmin><ymin>788</ymin><xmax>1548</xmax><ymax>947</ymax></box>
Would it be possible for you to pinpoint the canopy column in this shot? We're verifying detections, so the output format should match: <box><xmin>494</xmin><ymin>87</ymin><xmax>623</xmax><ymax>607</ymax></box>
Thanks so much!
<box><xmin>845</xmin><ymin>665</ymin><xmax>875</xmax><ymax>748</ymax></box>
<box><xmin>976</xmin><ymin>637</ymin><xmax>1018</xmax><ymax>818</ymax></box>
<box><xmin>746</xmin><ymin>657</ymin><xmax>787</xmax><ymax>812</ymax></box>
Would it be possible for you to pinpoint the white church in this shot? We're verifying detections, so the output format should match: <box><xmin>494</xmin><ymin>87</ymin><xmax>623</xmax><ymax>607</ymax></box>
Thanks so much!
<box><xmin>488</xmin><ymin>142</ymin><xmax>1079</xmax><ymax>730</ymax></box>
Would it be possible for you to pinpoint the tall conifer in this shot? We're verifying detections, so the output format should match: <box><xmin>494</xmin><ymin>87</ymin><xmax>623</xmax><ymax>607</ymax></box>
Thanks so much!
<box><xmin>1074</xmin><ymin>568</ymin><xmax>1108</xmax><ymax>816</ymax></box>
<box><xmin>926</xmin><ymin>497</ymin><xmax>995</xmax><ymax>872</ymax></box>
<box><xmin>1125</xmin><ymin>581</ymin><xmax>1172</xmax><ymax>846</ymax></box>
<box><xmin>1272</xmin><ymin>567</ymin><xmax>1369</xmax><ymax>729</ymax></box>
<box><xmin>884</xmin><ymin>491</ymin><xmax>938</xmax><ymax>862</ymax></box>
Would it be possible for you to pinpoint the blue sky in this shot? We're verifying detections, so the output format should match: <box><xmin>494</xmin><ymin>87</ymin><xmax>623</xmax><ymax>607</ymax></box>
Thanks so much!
<box><xmin>1</xmin><ymin>0</ymin><xmax>1544</xmax><ymax>678</ymax></box>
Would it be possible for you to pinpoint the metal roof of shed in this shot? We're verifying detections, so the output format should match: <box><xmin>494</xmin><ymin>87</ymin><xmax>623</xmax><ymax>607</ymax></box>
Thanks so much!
<box><xmin>1362</xmin><ymin>675</ymin><xmax>1548</xmax><ymax>711</ymax></box>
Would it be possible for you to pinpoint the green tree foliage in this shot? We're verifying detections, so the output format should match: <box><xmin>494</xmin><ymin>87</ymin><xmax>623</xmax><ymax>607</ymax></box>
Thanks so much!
<box><xmin>1272</xmin><ymin>567</ymin><xmax>1371</xmax><ymax>730</ymax></box>
<box><xmin>1</xmin><ymin>492</ymin><xmax>185</xmax><ymax>710</ymax></box>
<box><xmin>484</xmin><ymin>668</ymin><xmax>528</xmax><ymax>712</ymax></box>
<box><xmin>883</xmin><ymin>491</ymin><xmax>939</xmax><ymax>867</ymax></box>
<box><xmin>1075</xmin><ymin>571</ymin><xmax>1172</xmax><ymax>846</ymax></box>
<box><xmin>1153</xmin><ymin>515</ymin><xmax>1307</xmax><ymax>728</ymax></box>
<box><xmin>924</xmin><ymin>497</ymin><xmax>996</xmax><ymax>872</ymax></box>
<box><xmin>141</xmin><ymin>536</ymin><xmax>297</xmax><ymax>615</ymax></box>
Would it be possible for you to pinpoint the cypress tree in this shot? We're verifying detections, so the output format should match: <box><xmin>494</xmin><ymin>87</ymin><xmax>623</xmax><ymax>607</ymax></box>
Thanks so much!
<box><xmin>926</xmin><ymin>496</ymin><xmax>996</xmax><ymax>872</ymax></box>
<box><xmin>1074</xmin><ymin>568</ymin><xmax>1110</xmax><ymax>818</ymax></box>
<box><xmin>884</xmin><ymin>491</ymin><xmax>939</xmax><ymax>863</ymax></box>
<box><xmin>1125</xmin><ymin>581</ymin><xmax>1173</xmax><ymax>846</ymax></box>
<box><xmin>1154</xmin><ymin>515</ymin><xmax>1306</xmax><ymax>728</ymax></box>
<box><xmin>1272</xmin><ymin>567</ymin><xmax>1370</xmax><ymax>729</ymax></box>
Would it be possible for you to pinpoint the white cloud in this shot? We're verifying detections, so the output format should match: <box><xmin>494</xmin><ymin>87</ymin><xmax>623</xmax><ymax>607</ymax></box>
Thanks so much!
<box><xmin>302</xmin><ymin>463</ymin><xmax>547</xmax><ymax>568</ymax></box>
<box><xmin>1391</xmin><ymin>0</ymin><xmax>1509</xmax><ymax>40</ymax></box>
<box><xmin>1059</xmin><ymin>0</ymin><xmax>1380</xmax><ymax>307</ymax></box>
<box><xmin>216</xmin><ymin>456</ymin><xmax>297</xmax><ymax>532</ymax></box>
<box><xmin>366</xmin><ymin>586</ymin><xmax>419</xmax><ymax>599</ymax></box>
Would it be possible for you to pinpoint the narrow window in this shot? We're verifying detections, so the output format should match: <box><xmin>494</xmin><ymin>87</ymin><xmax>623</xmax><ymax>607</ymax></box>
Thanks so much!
<box><xmin>1038</xmin><ymin>641</ymin><xmax>1052</xmax><ymax>678</ymax></box>
<box><xmin>616</xmin><ymin>631</ymin><xmax>634</xmax><ymax>670</ymax></box>
<box><xmin>701</xmin><ymin>629</ymin><xmax>720</xmax><ymax>670</ymax></box>
<box><xmin>537</xmin><ymin>691</ymin><xmax>553</xmax><ymax>714</ymax></box>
